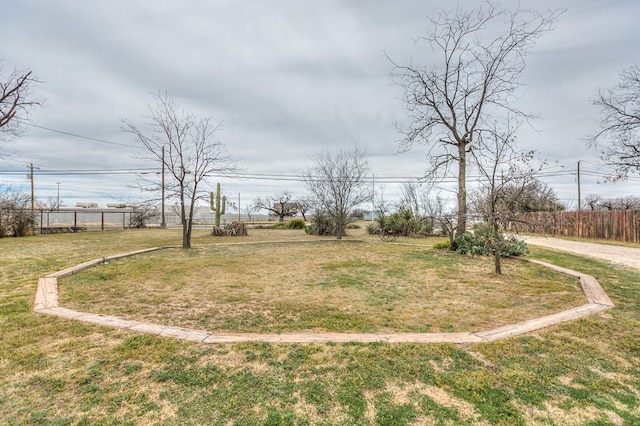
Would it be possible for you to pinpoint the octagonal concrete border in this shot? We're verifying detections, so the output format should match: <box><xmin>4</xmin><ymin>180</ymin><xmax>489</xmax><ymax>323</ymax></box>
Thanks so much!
<box><xmin>33</xmin><ymin>242</ymin><xmax>614</xmax><ymax>344</ymax></box>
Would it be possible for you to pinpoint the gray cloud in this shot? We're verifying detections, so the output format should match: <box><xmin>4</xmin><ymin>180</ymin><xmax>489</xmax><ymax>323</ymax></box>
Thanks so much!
<box><xmin>1</xmin><ymin>0</ymin><xmax>639</xmax><ymax>209</ymax></box>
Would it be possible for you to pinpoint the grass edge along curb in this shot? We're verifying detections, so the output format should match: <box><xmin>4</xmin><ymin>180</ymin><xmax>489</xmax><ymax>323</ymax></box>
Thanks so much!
<box><xmin>33</xmin><ymin>241</ymin><xmax>614</xmax><ymax>344</ymax></box>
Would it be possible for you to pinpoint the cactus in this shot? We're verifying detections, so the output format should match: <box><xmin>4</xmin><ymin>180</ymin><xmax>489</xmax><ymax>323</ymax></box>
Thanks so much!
<box><xmin>210</xmin><ymin>183</ymin><xmax>226</xmax><ymax>227</ymax></box>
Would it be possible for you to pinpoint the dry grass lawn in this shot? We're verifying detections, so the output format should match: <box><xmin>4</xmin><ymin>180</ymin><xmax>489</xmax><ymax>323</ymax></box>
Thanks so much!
<box><xmin>59</xmin><ymin>235</ymin><xmax>584</xmax><ymax>333</ymax></box>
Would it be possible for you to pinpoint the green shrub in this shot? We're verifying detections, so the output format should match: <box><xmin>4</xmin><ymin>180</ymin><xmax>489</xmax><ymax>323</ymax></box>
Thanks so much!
<box><xmin>287</xmin><ymin>219</ymin><xmax>306</xmax><ymax>229</ymax></box>
<box><xmin>454</xmin><ymin>223</ymin><xmax>528</xmax><ymax>257</ymax></box>
<box><xmin>305</xmin><ymin>212</ymin><xmax>338</xmax><ymax>236</ymax></box>
<box><xmin>433</xmin><ymin>240</ymin><xmax>451</xmax><ymax>250</ymax></box>
<box><xmin>369</xmin><ymin>209</ymin><xmax>433</xmax><ymax>238</ymax></box>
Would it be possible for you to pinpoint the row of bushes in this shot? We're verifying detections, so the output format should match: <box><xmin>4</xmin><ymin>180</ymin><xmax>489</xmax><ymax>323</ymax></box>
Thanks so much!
<box><xmin>266</xmin><ymin>209</ymin><xmax>529</xmax><ymax>260</ymax></box>
<box><xmin>367</xmin><ymin>208</ymin><xmax>528</xmax><ymax>258</ymax></box>
<box><xmin>270</xmin><ymin>215</ymin><xmax>362</xmax><ymax>236</ymax></box>
<box><xmin>366</xmin><ymin>209</ymin><xmax>433</xmax><ymax>237</ymax></box>
<box><xmin>270</xmin><ymin>218</ymin><xmax>307</xmax><ymax>230</ymax></box>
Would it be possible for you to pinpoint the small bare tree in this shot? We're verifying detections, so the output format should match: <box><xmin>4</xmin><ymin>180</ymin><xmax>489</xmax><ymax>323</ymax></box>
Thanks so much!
<box><xmin>584</xmin><ymin>194</ymin><xmax>602</xmax><ymax>211</ymax></box>
<box><xmin>253</xmin><ymin>191</ymin><xmax>298</xmax><ymax>222</ymax></box>
<box><xmin>0</xmin><ymin>188</ymin><xmax>34</xmax><ymax>237</ymax></box>
<box><xmin>399</xmin><ymin>181</ymin><xmax>425</xmax><ymax>219</ymax></box>
<box><xmin>122</xmin><ymin>92</ymin><xmax>235</xmax><ymax>248</ymax></box>
<box><xmin>1</xmin><ymin>62</ymin><xmax>44</xmax><ymax>143</ymax></box>
<box><xmin>242</xmin><ymin>204</ymin><xmax>256</xmax><ymax>222</ymax></box>
<box><xmin>302</xmin><ymin>148</ymin><xmax>372</xmax><ymax>239</ymax></box>
<box><xmin>390</xmin><ymin>3</ymin><xmax>563</xmax><ymax>245</ymax></box>
<box><xmin>470</xmin><ymin>121</ymin><xmax>538</xmax><ymax>274</ymax></box>
<box><xmin>37</xmin><ymin>197</ymin><xmax>64</xmax><ymax>212</ymax></box>
<box><xmin>588</xmin><ymin>63</ymin><xmax>640</xmax><ymax>181</ymax></box>
<box><xmin>295</xmin><ymin>196</ymin><xmax>314</xmax><ymax>221</ymax></box>
<box><xmin>128</xmin><ymin>202</ymin><xmax>159</xmax><ymax>228</ymax></box>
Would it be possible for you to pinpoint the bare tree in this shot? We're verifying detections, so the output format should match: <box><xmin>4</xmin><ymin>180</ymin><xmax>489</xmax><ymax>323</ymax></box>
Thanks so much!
<box><xmin>399</xmin><ymin>181</ymin><xmax>425</xmax><ymax>219</ymax></box>
<box><xmin>1</xmin><ymin>62</ymin><xmax>44</xmax><ymax>142</ymax></box>
<box><xmin>294</xmin><ymin>196</ymin><xmax>314</xmax><ymax>221</ymax></box>
<box><xmin>589</xmin><ymin>63</ymin><xmax>640</xmax><ymax>181</ymax></box>
<box><xmin>302</xmin><ymin>148</ymin><xmax>372</xmax><ymax>239</ymax></box>
<box><xmin>584</xmin><ymin>194</ymin><xmax>602</xmax><ymax>211</ymax></box>
<box><xmin>253</xmin><ymin>191</ymin><xmax>298</xmax><ymax>222</ymax></box>
<box><xmin>0</xmin><ymin>187</ymin><xmax>34</xmax><ymax>237</ymax></box>
<box><xmin>473</xmin><ymin>178</ymin><xmax>564</xmax><ymax>214</ymax></box>
<box><xmin>390</xmin><ymin>3</ymin><xmax>562</xmax><ymax>245</ymax></box>
<box><xmin>128</xmin><ymin>202</ymin><xmax>160</xmax><ymax>228</ymax></box>
<box><xmin>616</xmin><ymin>196</ymin><xmax>640</xmax><ymax>210</ymax></box>
<box><xmin>241</xmin><ymin>204</ymin><xmax>257</xmax><ymax>222</ymax></box>
<box><xmin>470</xmin><ymin>121</ymin><xmax>537</xmax><ymax>274</ymax></box>
<box><xmin>122</xmin><ymin>92</ymin><xmax>235</xmax><ymax>248</ymax></box>
<box><xmin>37</xmin><ymin>197</ymin><xmax>64</xmax><ymax>212</ymax></box>
<box><xmin>515</xmin><ymin>180</ymin><xmax>564</xmax><ymax>212</ymax></box>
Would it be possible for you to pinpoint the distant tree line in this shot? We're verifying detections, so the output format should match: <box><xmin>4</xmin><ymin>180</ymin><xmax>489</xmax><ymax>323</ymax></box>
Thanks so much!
<box><xmin>584</xmin><ymin>195</ymin><xmax>640</xmax><ymax>211</ymax></box>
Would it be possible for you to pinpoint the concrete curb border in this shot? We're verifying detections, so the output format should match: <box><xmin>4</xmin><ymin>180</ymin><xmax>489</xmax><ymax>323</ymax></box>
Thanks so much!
<box><xmin>33</xmin><ymin>244</ymin><xmax>614</xmax><ymax>344</ymax></box>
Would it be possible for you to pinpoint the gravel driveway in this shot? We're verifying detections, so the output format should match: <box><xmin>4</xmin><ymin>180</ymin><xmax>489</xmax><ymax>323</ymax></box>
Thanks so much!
<box><xmin>525</xmin><ymin>236</ymin><xmax>640</xmax><ymax>271</ymax></box>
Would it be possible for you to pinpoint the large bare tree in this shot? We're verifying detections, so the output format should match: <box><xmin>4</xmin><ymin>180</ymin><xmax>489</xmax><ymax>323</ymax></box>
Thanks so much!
<box><xmin>390</xmin><ymin>3</ymin><xmax>562</xmax><ymax>245</ymax></box>
<box><xmin>589</xmin><ymin>63</ymin><xmax>640</xmax><ymax>181</ymax></box>
<box><xmin>122</xmin><ymin>92</ymin><xmax>235</xmax><ymax>248</ymax></box>
<box><xmin>302</xmin><ymin>148</ymin><xmax>372</xmax><ymax>239</ymax></box>
<box><xmin>1</xmin><ymin>62</ymin><xmax>44</xmax><ymax>142</ymax></box>
<box><xmin>253</xmin><ymin>191</ymin><xmax>298</xmax><ymax>222</ymax></box>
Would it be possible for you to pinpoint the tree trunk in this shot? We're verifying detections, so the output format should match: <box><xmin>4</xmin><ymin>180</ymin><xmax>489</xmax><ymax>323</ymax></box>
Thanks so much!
<box><xmin>493</xmin><ymin>220</ymin><xmax>502</xmax><ymax>275</ymax></box>
<box><xmin>454</xmin><ymin>142</ymin><xmax>468</xmax><ymax>249</ymax></box>
<box><xmin>184</xmin><ymin>199</ymin><xmax>196</xmax><ymax>249</ymax></box>
<box><xmin>182</xmin><ymin>218</ymin><xmax>190</xmax><ymax>248</ymax></box>
<box><xmin>181</xmin><ymin>195</ymin><xmax>191</xmax><ymax>249</ymax></box>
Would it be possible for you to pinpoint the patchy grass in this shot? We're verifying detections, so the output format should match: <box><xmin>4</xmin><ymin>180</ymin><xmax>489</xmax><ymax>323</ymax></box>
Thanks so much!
<box><xmin>60</xmin><ymin>239</ymin><xmax>583</xmax><ymax>333</ymax></box>
<box><xmin>1</xmin><ymin>228</ymin><xmax>639</xmax><ymax>424</ymax></box>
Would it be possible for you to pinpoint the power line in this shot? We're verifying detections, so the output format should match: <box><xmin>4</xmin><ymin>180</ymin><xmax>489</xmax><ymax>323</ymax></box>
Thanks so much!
<box><xmin>20</xmin><ymin>121</ymin><xmax>138</xmax><ymax>149</ymax></box>
<box><xmin>0</xmin><ymin>168</ymin><xmax>156</xmax><ymax>176</ymax></box>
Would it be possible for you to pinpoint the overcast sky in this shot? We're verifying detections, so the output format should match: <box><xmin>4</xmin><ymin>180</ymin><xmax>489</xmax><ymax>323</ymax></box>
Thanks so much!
<box><xmin>2</xmin><ymin>0</ymin><xmax>639</xmax><ymax>212</ymax></box>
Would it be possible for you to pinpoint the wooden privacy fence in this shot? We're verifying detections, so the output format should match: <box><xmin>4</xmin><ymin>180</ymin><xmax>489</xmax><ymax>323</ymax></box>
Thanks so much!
<box><xmin>512</xmin><ymin>210</ymin><xmax>640</xmax><ymax>243</ymax></box>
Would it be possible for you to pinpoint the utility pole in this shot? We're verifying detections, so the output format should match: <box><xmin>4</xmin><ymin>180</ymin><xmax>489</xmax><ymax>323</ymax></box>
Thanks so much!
<box><xmin>577</xmin><ymin>160</ymin><xmax>581</xmax><ymax>212</ymax></box>
<box><xmin>371</xmin><ymin>173</ymin><xmax>375</xmax><ymax>223</ymax></box>
<box><xmin>161</xmin><ymin>146</ymin><xmax>167</xmax><ymax>229</ymax></box>
<box><xmin>56</xmin><ymin>182</ymin><xmax>61</xmax><ymax>210</ymax></box>
<box><xmin>577</xmin><ymin>160</ymin><xmax>582</xmax><ymax>238</ymax></box>
<box><xmin>27</xmin><ymin>163</ymin><xmax>39</xmax><ymax>212</ymax></box>
<box><xmin>238</xmin><ymin>192</ymin><xmax>241</xmax><ymax>222</ymax></box>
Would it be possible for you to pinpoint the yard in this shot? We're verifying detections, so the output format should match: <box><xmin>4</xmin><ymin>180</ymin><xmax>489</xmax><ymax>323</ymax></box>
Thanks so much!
<box><xmin>1</xmin><ymin>227</ymin><xmax>639</xmax><ymax>424</ymax></box>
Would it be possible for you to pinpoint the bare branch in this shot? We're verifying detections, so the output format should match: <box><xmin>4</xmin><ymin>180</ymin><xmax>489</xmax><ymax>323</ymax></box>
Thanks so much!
<box><xmin>253</xmin><ymin>191</ymin><xmax>298</xmax><ymax>222</ymax></box>
<box><xmin>588</xmin><ymin>63</ymin><xmax>640</xmax><ymax>181</ymax></box>
<box><xmin>389</xmin><ymin>3</ymin><xmax>564</xmax><ymax>239</ymax></box>
<box><xmin>0</xmin><ymin>62</ymin><xmax>45</xmax><ymax>142</ymax></box>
